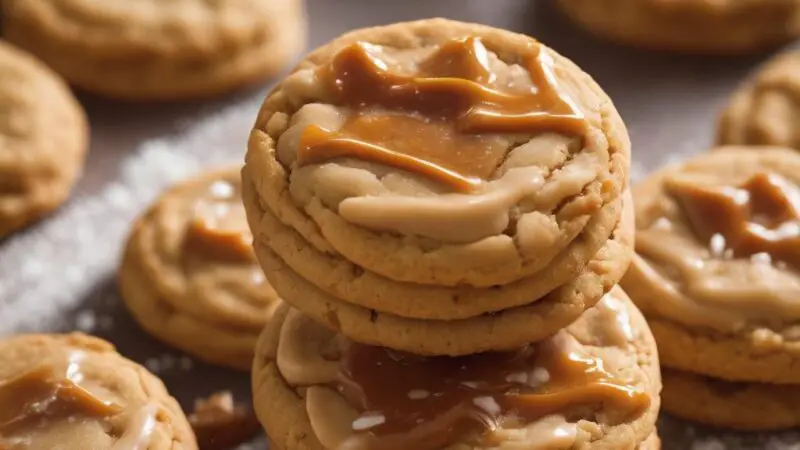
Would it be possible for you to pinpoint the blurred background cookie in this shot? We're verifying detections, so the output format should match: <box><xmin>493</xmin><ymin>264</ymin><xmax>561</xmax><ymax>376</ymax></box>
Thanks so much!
<box><xmin>0</xmin><ymin>333</ymin><xmax>197</xmax><ymax>449</ymax></box>
<box><xmin>2</xmin><ymin>0</ymin><xmax>307</xmax><ymax>100</ymax></box>
<box><xmin>0</xmin><ymin>41</ymin><xmax>87</xmax><ymax>238</ymax></box>
<box><xmin>718</xmin><ymin>51</ymin><xmax>800</xmax><ymax>150</ymax></box>
<box><xmin>623</xmin><ymin>146</ymin><xmax>800</xmax><ymax>429</ymax></box>
<box><xmin>119</xmin><ymin>167</ymin><xmax>281</xmax><ymax>370</ymax></box>
<box><xmin>557</xmin><ymin>0</ymin><xmax>800</xmax><ymax>54</ymax></box>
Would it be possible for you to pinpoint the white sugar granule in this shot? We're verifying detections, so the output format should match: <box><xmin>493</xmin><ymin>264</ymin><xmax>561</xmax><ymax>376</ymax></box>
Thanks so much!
<box><xmin>0</xmin><ymin>96</ymin><xmax>263</xmax><ymax>336</ymax></box>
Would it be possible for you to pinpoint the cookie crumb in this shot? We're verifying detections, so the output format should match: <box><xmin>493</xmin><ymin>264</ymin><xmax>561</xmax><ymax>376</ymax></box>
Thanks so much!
<box><xmin>189</xmin><ymin>391</ymin><xmax>261</xmax><ymax>450</ymax></box>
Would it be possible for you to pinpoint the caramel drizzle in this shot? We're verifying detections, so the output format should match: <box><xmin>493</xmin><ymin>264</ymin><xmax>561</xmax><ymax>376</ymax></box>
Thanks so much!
<box><xmin>184</xmin><ymin>181</ymin><xmax>255</xmax><ymax>264</ymax></box>
<box><xmin>336</xmin><ymin>338</ymin><xmax>649</xmax><ymax>450</ymax></box>
<box><xmin>669</xmin><ymin>172</ymin><xmax>800</xmax><ymax>267</ymax></box>
<box><xmin>296</xmin><ymin>37</ymin><xmax>587</xmax><ymax>192</ymax></box>
<box><xmin>0</xmin><ymin>364</ymin><xmax>122</xmax><ymax>433</ymax></box>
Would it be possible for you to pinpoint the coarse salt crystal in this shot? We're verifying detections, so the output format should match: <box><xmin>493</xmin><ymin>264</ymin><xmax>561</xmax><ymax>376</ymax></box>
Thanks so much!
<box><xmin>472</xmin><ymin>396</ymin><xmax>501</xmax><ymax>415</ymax></box>
<box><xmin>352</xmin><ymin>413</ymin><xmax>385</xmax><ymax>431</ymax></box>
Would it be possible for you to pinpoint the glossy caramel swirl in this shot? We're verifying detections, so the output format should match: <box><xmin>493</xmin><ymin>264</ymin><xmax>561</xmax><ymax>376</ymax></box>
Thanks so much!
<box><xmin>336</xmin><ymin>336</ymin><xmax>649</xmax><ymax>450</ymax></box>
<box><xmin>185</xmin><ymin>180</ymin><xmax>255</xmax><ymax>263</ymax></box>
<box><xmin>668</xmin><ymin>172</ymin><xmax>800</xmax><ymax>267</ymax></box>
<box><xmin>297</xmin><ymin>37</ymin><xmax>586</xmax><ymax>192</ymax></box>
<box><xmin>0</xmin><ymin>364</ymin><xmax>121</xmax><ymax>434</ymax></box>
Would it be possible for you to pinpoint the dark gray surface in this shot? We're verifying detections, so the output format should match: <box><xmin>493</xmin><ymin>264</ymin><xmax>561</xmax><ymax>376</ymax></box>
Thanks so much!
<box><xmin>1</xmin><ymin>1</ymin><xmax>797</xmax><ymax>449</ymax></box>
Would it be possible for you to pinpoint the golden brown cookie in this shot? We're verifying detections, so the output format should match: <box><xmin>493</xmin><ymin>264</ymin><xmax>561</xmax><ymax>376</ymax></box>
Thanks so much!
<box><xmin>622</xmin><ymin>146</ymin><xmax>800</xmax><ymax>383</ymax></box>
<box><xmin>243</xmin><ymin>18</ymin><xmax>630</xmax><ymax>289</ymax></box>
<box><xmin>662</xmin><ymin>369</ymin><xmax>800</xmax><ymax>430</ymax></box>
<box><xmin>0</xmin><ymin>41</ymin><xmax>87</xmax><ymax>238</ymax></box>
<box><xmin>252</xmin><ymin>287</ymin><xmax>661</xmax><ymax>450</ymax></box>
<box><xmin>3</xmin><ymin>0</ymin><xmax>307</xmax><ymax>100</ymax></box>
<box><xmin>718</xmin><ymin>51</ymin><xmax>800</xmax><ymax>149</ymax></box>
<box><xmin>0</xmin><ymin>333</ymin><xmax>197</xmax><ymax>449</ymax></box>
<box><xmin>557</xmin><ymin>0</ymin><xmax>800</xmax><ymax>54</ymax></box>
<box><xmin>119</xmin><ymin>167</ymin><xmax>281</xmax><ymax>371</ymax></box>
<box><xmin>252</xmin><ymin>198</ymin><xmax>634</xmax><ymax>356</ymax></box>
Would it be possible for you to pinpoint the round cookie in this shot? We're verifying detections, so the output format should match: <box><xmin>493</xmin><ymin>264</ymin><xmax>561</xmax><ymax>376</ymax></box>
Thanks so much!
<box><xmin>251</xmin><ymin>288</ymin><xmax>662</xmax><ymax>450</ymax></box>
<box><xmin>2</xmin><ymin>0</ymin><xmax>307</xmax><ymax>100</ymax></box>
<box><xmin>661</xmin><ymin>369</ymin><xmax>800</xmax><ymax>430</ymax></box>
<box><xmin>718</xmin><ymin>51</ymin><xmax>800</xmax><ymax>150</ymax></box>
<box><xmin>253</xmin><ymin>198</ymin><xmax>634</xmax><ymax>356</ymax></box>
<box><xmin>0</xmin><ymin>41</ymin><xmax>87</xmax><ymax>238</ymax></box>
<box><xmin>243</xmin><ymin>18</ymin><xmax>630</xmax><ymax>289</ymax></box>
<box><xmin>622</xmin><ymin>146</ymin><xmax>800</xmax><ymax>383</ymax></box>
<box><xmin>0</xmin><ymin>333</ymin><xmax>197</xmax><ymax>449</ymax></box>
<box><xmin>119</xmin><ymin>167</ymin><xmax>281</xmax><ymax>371</ymax></box>
<box><xmin>557</xmin><ymin>0</ymin><xmax>800</xmax><ymax>54</ymax></box>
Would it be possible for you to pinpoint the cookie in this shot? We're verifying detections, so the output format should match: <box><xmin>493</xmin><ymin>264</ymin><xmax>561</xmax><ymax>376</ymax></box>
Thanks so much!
<box><xmin>662</xmin><ymin>369</ymin><xmax>800</xmax><ymax>430</ymax></box>
<box><xmin>243</xmin><ymin>18</ymin><xmax>630</xmax><ymax>289</ymax></box>
<box><xmin>253</xmin><ymin>201</ymin><xmax>634</xmax><ymax>356</ymax></box>
<box><xmin>718</xmin><ymin>51</ymin><xmax>800</xmax><ymax>150</ymax></box>
<box><xmin>119</xmin><ymin>167</ymin><xmax>281</xmax><ymax>371</ymax></box>
<box><xmin>638</xmin><ymin>432</ymin><xmax>661</xmax><ymax>450</ymax></box>
<box><xmin>0</xmin><ymin>41</ymin><xmax>87</xmax><ymax>238</ymax></box>
<box><xmin>557</xmin><ymin>0</ymin><xmax>800</xmax><ymax>54</ymax></box>
<box><xmin>251</xmin><ymin>288</ymin><xmax>661</xmax><ymax>450</ymax></box>
<box><xmin>3</xmin><ymin>0</ymin><xmax>307</xmax><ymax>100</ymax></box>
<box><xmin>621</xmin><ymin>146</ymin><xmax>800</xmax><ymax>383</ymax></box>
<box><xmin>0</xmin><ymin>333</ymin><xmax>197</xmax><ymax>449</ymax></box>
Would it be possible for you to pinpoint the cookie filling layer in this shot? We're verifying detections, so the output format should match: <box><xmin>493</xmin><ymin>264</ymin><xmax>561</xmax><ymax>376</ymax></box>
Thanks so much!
<box><xmin>636</xmin><ymin>163</ymin><xmax>800</xmax><ymax>330</ymax></box>
<box><xmin>0</xmin><ymin>353</ymin><xmax>159</xmax><ymax>449</ymax></box>
<box><xmin>276</xmin><ymin>36</ymin><xmax>610</xmax><ymax>243</ymax></box>
<box><xmin>275</xmin><ymin>292</ymin><xmax>650</xmax><ymax>449</ymax></box>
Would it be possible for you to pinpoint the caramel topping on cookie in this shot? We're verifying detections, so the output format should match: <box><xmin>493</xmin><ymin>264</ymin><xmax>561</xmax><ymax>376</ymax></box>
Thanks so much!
<box><xmin>336</xmin><ymin>335</ymin><xmax>649</xmax><ymax>449</ymax></box>
<box><xmin>669</xmin><ymin>172</ymin><xmax>800</xmax><ymax>266</ymax></box>
<box><xmin>185</xmin><ymin>180</ymin><xmax>255</xmax><ymax>263</ymax></box>
<box><xmin>189</xmin><ymin>391</ymin><xmax>262</xmax><ymax>450</ymax></box>
<box><xmin>297</xmin><ymin>37</ymin><xmax>586</xmax><ymax>192</ymax></box>
<box><xmin>0</xmin><ymin>364</ymin><xmax>121</xmax><ymax>433</ymax></box>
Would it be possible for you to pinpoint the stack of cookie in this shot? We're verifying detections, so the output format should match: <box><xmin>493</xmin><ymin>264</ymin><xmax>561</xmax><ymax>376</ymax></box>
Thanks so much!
<box><xmin>624</xmin><ymin>146</ymin><xmax>800</xmax><ymax>430</ymax></box>
<box><xmin>244</xmin><ymin>19</ymin><xmax>662</xmax><ymax>449</ymax></box>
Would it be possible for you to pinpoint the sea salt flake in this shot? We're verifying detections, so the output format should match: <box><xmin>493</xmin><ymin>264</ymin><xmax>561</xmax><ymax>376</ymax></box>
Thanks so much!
<box><xmin>472</xmin><ymin>396</ymin><xmax>501</xmax><ymax>415</ymax></box>
<box><xmin>352</xmin><ymin>413</ymin><xmax>385</xmax><ymax>431</ymax></box>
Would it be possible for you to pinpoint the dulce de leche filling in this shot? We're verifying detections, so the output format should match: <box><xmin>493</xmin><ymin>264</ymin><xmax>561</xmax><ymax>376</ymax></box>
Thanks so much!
<box><xmin>297</xmin><ymin>37</ymin><xmax>587</xmax><ymax>192</ymax></box>
<box><xmin>0</xmin><ymin>365</ymin><xmax>121</xmax><ymax>433</ymax></box>
<box><xmin>0</xmin><ymin>355</ymin><xmax>161</xmax><ymax>449</ymax></box>
<box><xmin>668</xmin><ymin>172</ymin><xmax>800</xmax><ymax>267</ymax></box>
<box><xmin>334</xmin><ymin>336</ymin><xmax>649</xmax><ymax>449</ymax></box>
<box><xmin>184</xmin><ymin>179</ymin><xmax>255</xmax><ymax>263</ymax></box>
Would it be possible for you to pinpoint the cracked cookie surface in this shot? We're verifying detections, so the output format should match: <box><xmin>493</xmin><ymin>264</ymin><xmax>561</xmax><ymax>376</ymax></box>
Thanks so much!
<box><xmin>243</xmin><ymin>18</ymin><xmax>629</xmax><ymax>290</ymax></box>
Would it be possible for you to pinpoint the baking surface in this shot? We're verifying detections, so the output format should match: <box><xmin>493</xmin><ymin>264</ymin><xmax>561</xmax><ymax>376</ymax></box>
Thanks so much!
<box><xmin>0</xmin><ymin>1</ymin><xmax>796</xmax><ymax>449</ymax></box>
